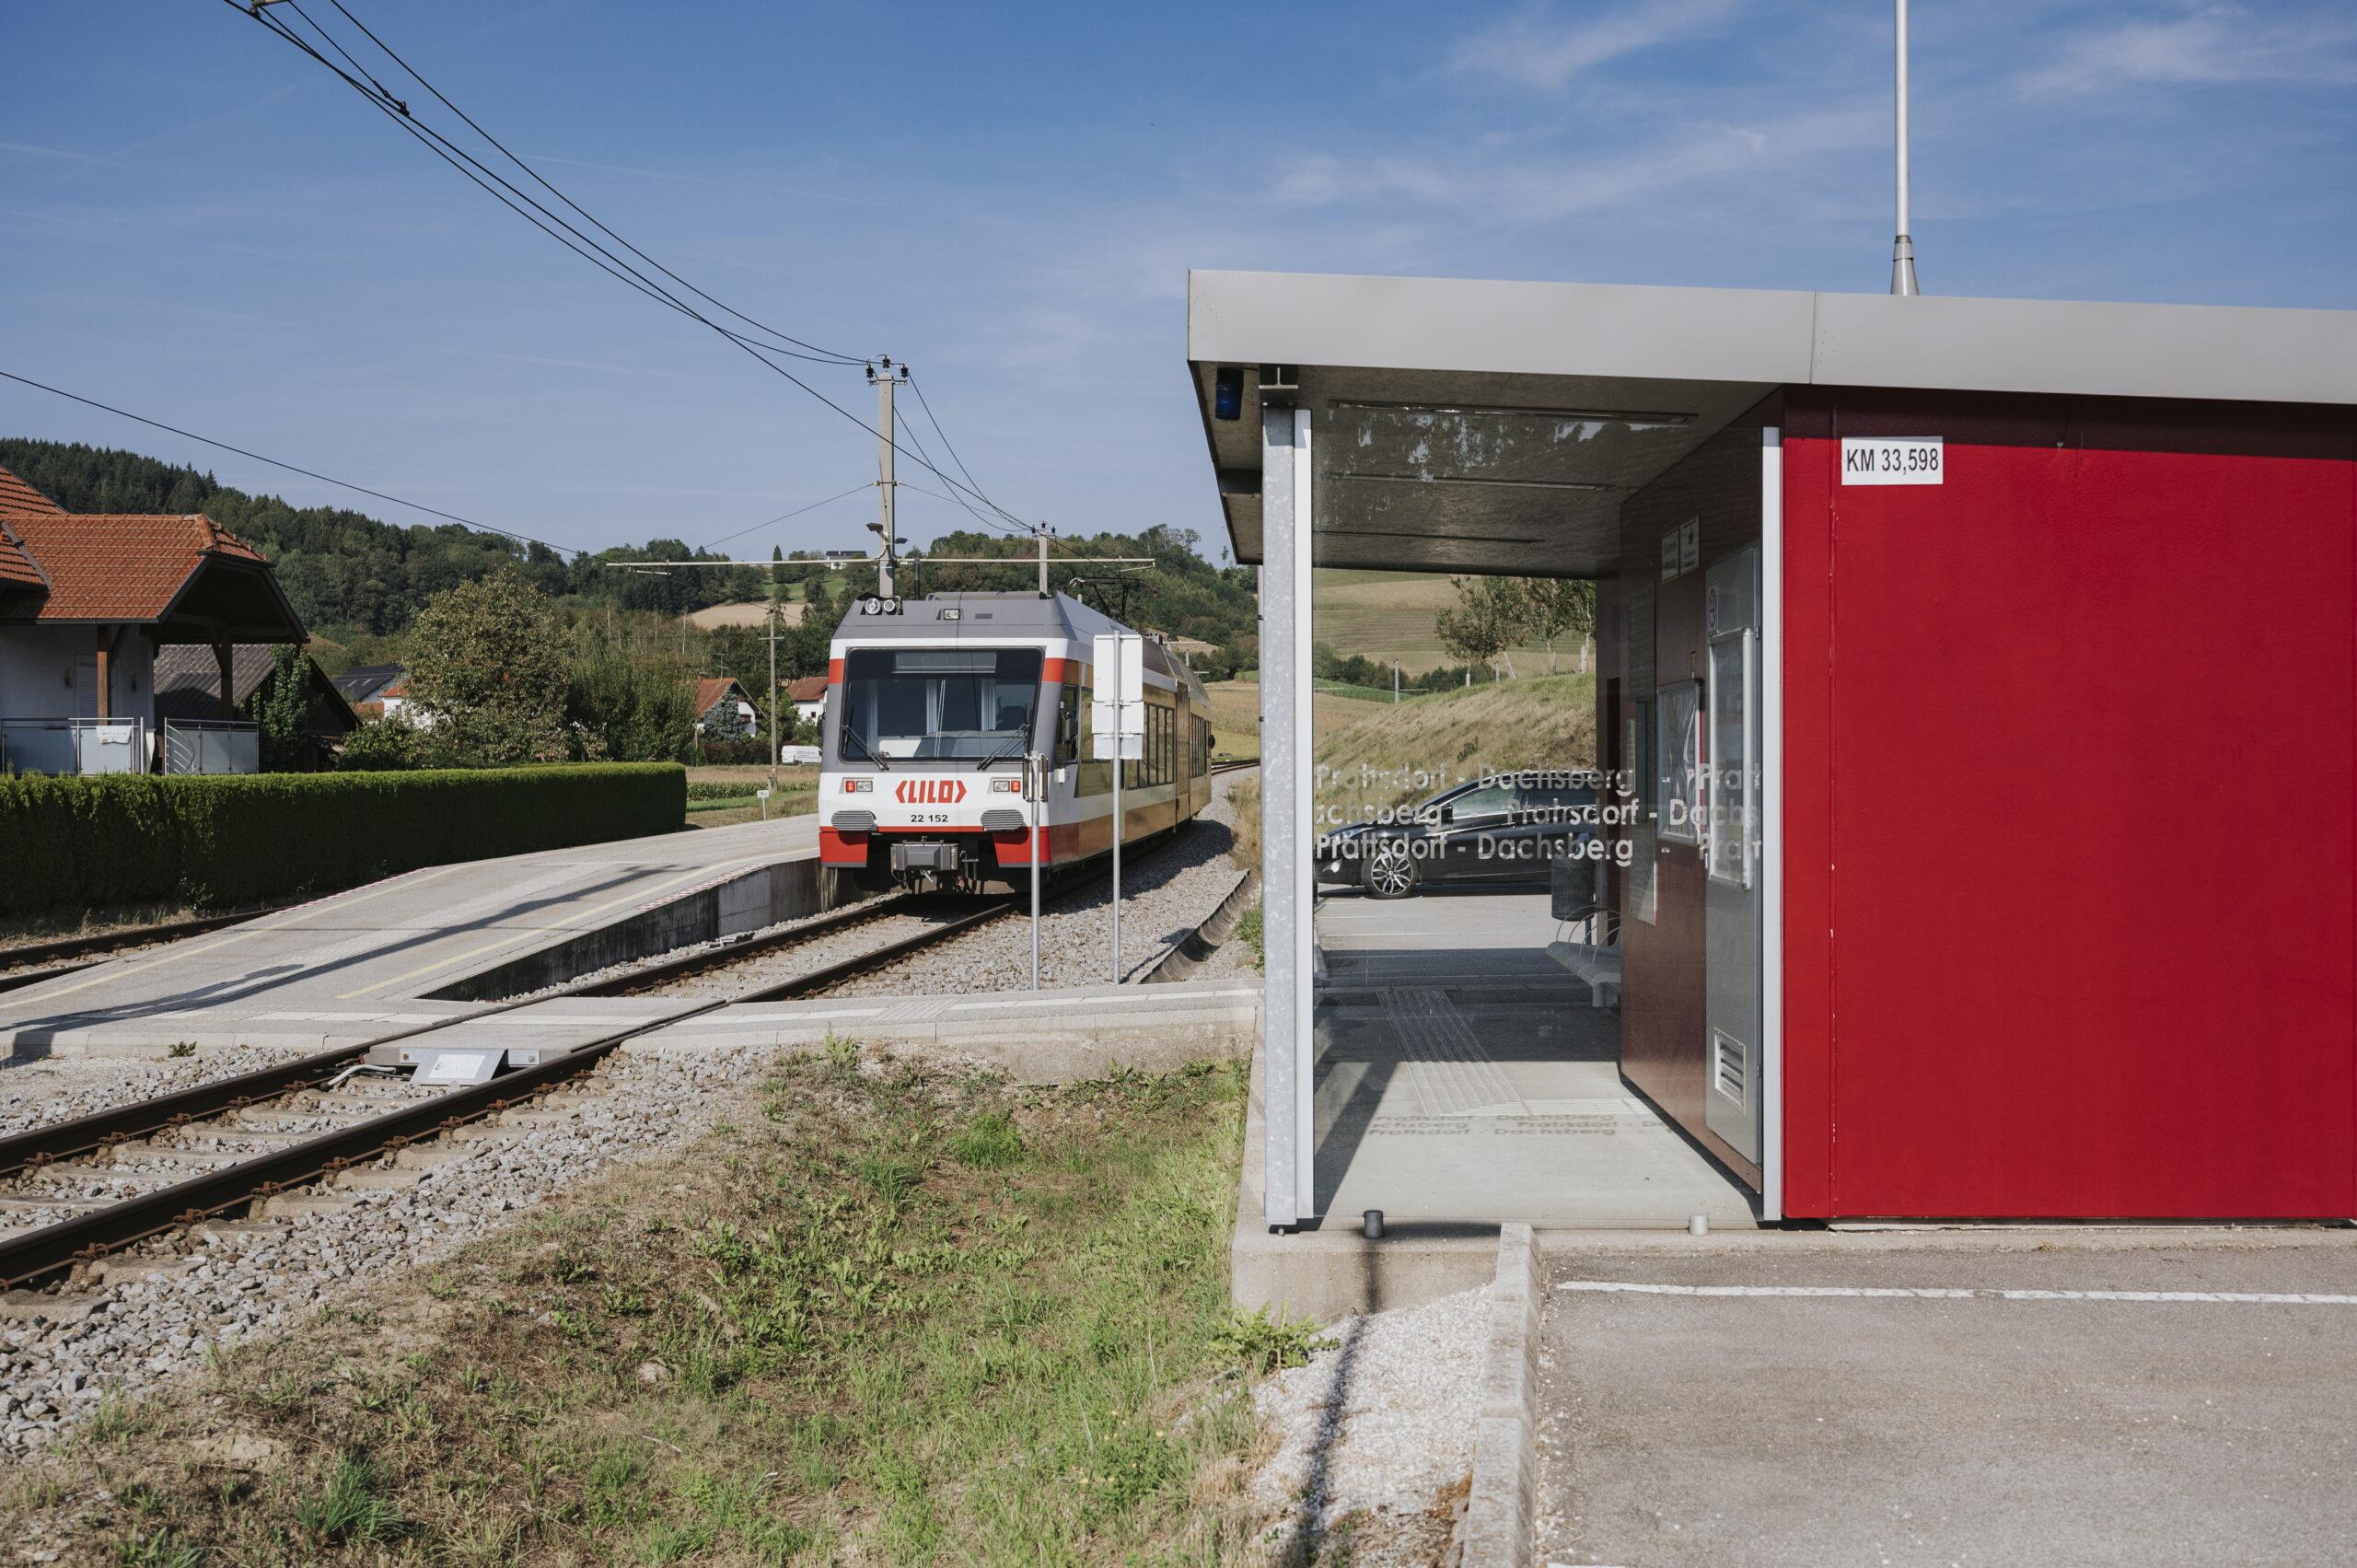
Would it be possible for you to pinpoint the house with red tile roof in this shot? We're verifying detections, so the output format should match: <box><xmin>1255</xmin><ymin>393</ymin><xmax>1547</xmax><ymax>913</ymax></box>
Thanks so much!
<box><xmin>0</xmin><ymin>462</ymin><xmax>308</xmax><ymax>773</ymax></box>
<box><xmin>784</xmin><ymin>674</ymin><xmax>829</xmax><ymax>724</ymax></box>
<box><xmin>689</xmin><ymin>675</ymin><xmax>759</xmax><ymax>738</ymax></box>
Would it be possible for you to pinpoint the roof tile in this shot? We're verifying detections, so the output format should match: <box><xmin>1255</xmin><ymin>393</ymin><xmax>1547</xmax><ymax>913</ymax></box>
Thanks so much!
<box><xmin>1</xmin><ymin>510</ymin><xmax>271</xmax><ymax>621</ymax></box>
<box><xmin>0</xmin><ymin>466</ymin><xmax>65</xmax><ymax>517</ymax></box>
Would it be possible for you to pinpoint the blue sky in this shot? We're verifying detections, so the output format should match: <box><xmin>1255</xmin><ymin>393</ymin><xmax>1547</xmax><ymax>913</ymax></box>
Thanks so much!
<box><xmin>5</xmin><ymin>2</ymin><xmax>2352</xmax><ymax>560</ymax></box>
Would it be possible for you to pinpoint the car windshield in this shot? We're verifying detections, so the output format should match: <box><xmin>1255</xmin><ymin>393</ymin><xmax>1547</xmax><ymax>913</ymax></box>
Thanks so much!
<box><xmin>839</xmin><ymin>647</ymin><xmax>1043</xmax><ymax>761</ymax></box>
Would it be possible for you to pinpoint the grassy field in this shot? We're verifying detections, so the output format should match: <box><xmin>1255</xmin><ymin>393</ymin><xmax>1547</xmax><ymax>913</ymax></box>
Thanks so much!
<box><xmin>43</xmin><ymin>1051</ymin><xmax>1283</xmax><ymax>1565</ymax></box>
<box><xmin>681</xmin><ymin>766</ymin><xmax>820</xmax><ymax>829</ymax></box>
<box><xmin>1311</xmin><ymin>567</ymin><xmax>1592</xmax><ymax>679</ymax></box>
<box><xmin>1204</xmin><ymin>681</ymin><xmax>1261</xmax><ymax>760</ymax></box>
<box><xmin>1313</xmin><ymin>672</ymin><xmax>1597</xmax><ymax>819</ymax></box>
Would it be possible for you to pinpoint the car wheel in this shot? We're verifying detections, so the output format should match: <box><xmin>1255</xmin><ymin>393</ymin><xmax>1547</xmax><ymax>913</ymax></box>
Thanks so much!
<box><xmin>1364</xmin><ymin>839</ymin><xmax>1419</xmax><ymax>900</ymax></box>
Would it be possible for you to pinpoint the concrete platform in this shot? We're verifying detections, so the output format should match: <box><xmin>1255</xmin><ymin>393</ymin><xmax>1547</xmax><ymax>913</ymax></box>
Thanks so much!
<box><xmin>0</xmin><ymin>815</ymin><xmax>824</xmax><ymax>1059</ymax></box>
<box><xmin>337</xmin><ymin>981</ymin><xmax>1264</xmax><ymax>1084</ymax></box>
<box><xmin>1313</xmin><ymin>888</ymin><xmax>1755</xmax><ymax>1229</ymax></box>
<box><xmin>1232</xmin><ymin>888</ymin><xmax>1762</xmax><ymax>1322</ymax></box>
<box><xmin>623</xmin><ymin>979</ymin><xmax>1263</xmax><ymax>1084</ymax></box>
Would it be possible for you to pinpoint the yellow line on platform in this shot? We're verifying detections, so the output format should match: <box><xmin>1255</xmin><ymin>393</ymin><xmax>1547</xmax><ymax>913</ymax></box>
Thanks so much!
<box><xmin>332</xmin><ymin>854</ymin><xmax>774</xmax><ymax>1000</ymax></box>
<box><xmin>11</xmin><ymin>865</ymin><xmax>470</xmax><ymax>1008</ymax></box>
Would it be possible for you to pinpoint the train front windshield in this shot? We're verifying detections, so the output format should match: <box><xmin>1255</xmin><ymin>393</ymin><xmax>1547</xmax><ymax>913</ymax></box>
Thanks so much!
<box><xmin>839</xmin><ymin>647</ymin><xmax>1043</xmax><ymax>761</ymax></box>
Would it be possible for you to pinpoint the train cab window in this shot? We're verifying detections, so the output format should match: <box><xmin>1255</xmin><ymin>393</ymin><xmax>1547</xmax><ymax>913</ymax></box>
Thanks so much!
<box><xmin>839</xmin><ymin>648</ymin><xmax>1043</xmax><ymax>761</ymax></box>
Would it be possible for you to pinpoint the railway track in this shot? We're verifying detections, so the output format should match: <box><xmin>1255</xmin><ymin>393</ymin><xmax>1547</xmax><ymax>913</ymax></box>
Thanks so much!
<box><xmin>0</xmin><ymin>906</ymin><xmax>308</xmax><ymax>996</ymax></box>
<box><xmin>0</xmin><ymin>782</ymin><xmax>1260</xmax><ymax>1293</ymax></box>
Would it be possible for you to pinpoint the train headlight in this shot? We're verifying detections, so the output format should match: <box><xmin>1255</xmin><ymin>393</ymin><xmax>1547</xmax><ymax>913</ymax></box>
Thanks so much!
<box><xmin>989</xmin><ymin>777</ymin><xmax>1019</xmax><ymax>793</ymax></box>
<box><xmin>842</xmin><ymin>777</ymin><xmax>873</xmax><ymax>794</ymax></box>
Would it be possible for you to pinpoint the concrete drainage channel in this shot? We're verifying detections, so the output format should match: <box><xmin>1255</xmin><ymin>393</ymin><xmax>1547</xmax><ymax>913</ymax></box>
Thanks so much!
<box><xmin>1143</xmin><ymin>869</ymin><xmax>1259</xmax><ymax>983</ymax></box>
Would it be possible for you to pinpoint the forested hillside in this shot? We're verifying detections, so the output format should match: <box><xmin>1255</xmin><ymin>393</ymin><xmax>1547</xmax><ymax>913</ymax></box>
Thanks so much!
<box><xmin>0</xmin><ymin>439</ymin><xmax>769</xmax><ymax>639</ymax></box>
<box><xmin>0</xmin><ymin>442</ymin><xmax>1260</xmax><ymax>671</ymax></box>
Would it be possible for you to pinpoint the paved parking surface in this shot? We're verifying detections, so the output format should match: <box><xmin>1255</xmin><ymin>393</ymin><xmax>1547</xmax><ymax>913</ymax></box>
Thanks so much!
<box><xmin>1538</xmin><ymin>1236</ymin><xmax>2357</xmax><ymax>1567</ymax></box>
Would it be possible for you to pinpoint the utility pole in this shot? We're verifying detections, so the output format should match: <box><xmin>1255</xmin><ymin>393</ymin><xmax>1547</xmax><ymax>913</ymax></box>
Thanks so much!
<box><xmin>867</xmin><ymin>357</ymin><xmax>908</xmax><ymax>598</ymax></box>
<box><xmin>765</xmin><ymin>605</ymin><xmax>781</xmax><ymax>772</ymax></box>
<box><xmin>1025</xmin><ymin>749</ymin><xmax>1045</xmax><ymax>989</ymax></box>
<box><xmin>1038</xmin><ymin>525</ymin><xmax>1051</xmax><ymax>595</ymax></box>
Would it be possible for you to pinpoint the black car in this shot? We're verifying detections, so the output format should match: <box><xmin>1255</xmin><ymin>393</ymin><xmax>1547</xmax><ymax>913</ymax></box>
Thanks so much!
<box><xmin>1317</xmin><ymin>772</ymin><xmax>1603</xmax><ymax>899</ymax></box>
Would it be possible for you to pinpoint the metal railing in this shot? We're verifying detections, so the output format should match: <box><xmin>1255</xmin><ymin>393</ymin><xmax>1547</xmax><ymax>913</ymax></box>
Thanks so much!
<box><xmin>162</xmin><ymin>719</ymin><xmax>261</xmax><ymax>775</ymax></box>
<box><xmin>0</xmin><ymin>717</ymin><xmax>150</xmax><ymax>777</ymax></box>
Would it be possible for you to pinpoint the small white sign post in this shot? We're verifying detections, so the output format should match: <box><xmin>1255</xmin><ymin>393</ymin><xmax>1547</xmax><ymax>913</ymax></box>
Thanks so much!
<box><xmin>1091</xmin><ymin>633</ymin><xmax>1145</xmax><ymax>983</ymax></box>
<box><xmin>1022</xmin><ymin>749</ymin><xmax>1046</xmax><ymax>990</ymax></box>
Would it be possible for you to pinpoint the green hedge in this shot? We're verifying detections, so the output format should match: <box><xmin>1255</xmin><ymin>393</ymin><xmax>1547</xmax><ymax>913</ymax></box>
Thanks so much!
<box><xmin>0</xmin><ymin>763</ymin><xmax>686</xmax><ymax>916</ymax></box>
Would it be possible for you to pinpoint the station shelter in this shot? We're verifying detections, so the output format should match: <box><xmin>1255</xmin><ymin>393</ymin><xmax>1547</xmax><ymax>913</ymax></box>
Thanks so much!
<box><xmin>1187</xmin><ymin>270</ymin><xmax>2357</xmax><ymax>1226</ymax></box>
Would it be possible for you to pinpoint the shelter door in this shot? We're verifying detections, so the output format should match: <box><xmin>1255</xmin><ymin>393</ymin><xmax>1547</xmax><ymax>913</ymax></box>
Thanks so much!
<box><xmin>1703</xmin><ymin>545</ymin><xmax>1763</xmax><ymax>1163</ymax></box>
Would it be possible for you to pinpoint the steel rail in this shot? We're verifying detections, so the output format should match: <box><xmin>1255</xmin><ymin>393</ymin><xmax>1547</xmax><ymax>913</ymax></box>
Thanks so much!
<box><xmin>0</xmin><ymin>780</ymin><xmax>1254</xmax><ymax>1285</ymax></box>
<box><xmin>0</xmin><ymin>905</ymin><xmax>298</xmax><ymax>974</ymax></box>
<box><xmin>727</xmin><ymin>898</ymin><xmax>1019</xmax><ymax>1002</ymax></box>
<box><xmin>0</xmin><ymin>961</ymin><xmax>103</xmax><ymax>998</ymax></box>
<box><xmin>0</xmin><ymin>998</ymin><xmax>735</xmax><ymax>1289</ymax></box>
<box><xmin>567</xmin><ymin>890</ymin><xmax>923</xmax><ymax>997</ymax></box>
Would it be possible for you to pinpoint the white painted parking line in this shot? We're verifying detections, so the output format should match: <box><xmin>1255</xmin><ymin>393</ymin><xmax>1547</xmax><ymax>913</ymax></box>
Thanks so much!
<box><xmin>1556</xmin><ymin>1280</ymin><xmax>2357</xmax><ymax>1305</ymax></box>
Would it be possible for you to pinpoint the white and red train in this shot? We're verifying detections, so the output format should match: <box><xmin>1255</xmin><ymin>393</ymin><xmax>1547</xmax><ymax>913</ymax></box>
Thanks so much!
<box><xmin>818</xmin><ymin>591</ymin><xmax>1215</xmax><ymax>893</ymax></box>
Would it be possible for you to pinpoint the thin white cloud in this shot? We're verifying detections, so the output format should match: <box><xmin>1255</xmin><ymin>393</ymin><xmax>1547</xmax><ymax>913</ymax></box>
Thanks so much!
<box><xmin>2020</xmin><ymin>4</ymin><xmax>2357</xmax><ymax>95</ymax></box>
<box><xmin>1260</xmin><ymin>107</ymin><xmax>1879</xmax><ymax>224</ymax></box>
<box><xmin>1454</xmin><ymin>0</ymin><xmax>1741</xmax><ymax>90</ymax></box>
<box><xmin>0</xmin><ymin>141</ymin><xmax>113</xmax><ymax>165</ymax></box>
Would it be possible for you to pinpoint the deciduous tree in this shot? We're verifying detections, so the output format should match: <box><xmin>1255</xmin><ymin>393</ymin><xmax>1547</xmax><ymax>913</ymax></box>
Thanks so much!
<box><xmin>1434</xmin><ymin>576</ymin><xmax>1523</xmax><ymax>682</ymax></box>
<box><xmin>404</xmin><ymin>569</ymin><xmax>570</xmax><ymax>766</ymax></box>
<box><xmin>1516</xmin><ymin>577</ymin><xmax>1596</xmax><ymax>675</ymax></box>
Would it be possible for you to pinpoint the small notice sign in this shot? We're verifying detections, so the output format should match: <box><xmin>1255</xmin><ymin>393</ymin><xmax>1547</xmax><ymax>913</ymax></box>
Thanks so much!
<box><xmin>1842</xmin><ymin>436</ymin><xmax>1943</xmax><ymax>484</ymax></box>
<box><xmin>1660</xmin><ymin>517</ymin><xmax>1701</xmax><ymax>580</ymax></box>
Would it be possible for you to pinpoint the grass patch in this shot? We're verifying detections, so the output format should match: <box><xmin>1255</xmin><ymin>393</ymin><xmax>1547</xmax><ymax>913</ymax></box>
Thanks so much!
<box><xmin>1227</xmin><ymin>778</ymin><xmax>1260</xmax><ymax>874</ymax></box>
<box><xmin>41</xmin><ymin>1051</ymin><xmax>1265</xmax><ymax>1564</ymax></box>
<box><xmin>1315</xmin><ymin>671</ymin><xmax>1597</xmax><ymax>819</ymax></box>
<box><xmin>1234</xmin><ymin>905</ymin><xmax>1265</xmax><ymax>971</ymax></box>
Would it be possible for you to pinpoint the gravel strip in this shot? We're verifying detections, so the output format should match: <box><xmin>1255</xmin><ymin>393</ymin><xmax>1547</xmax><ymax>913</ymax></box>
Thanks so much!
<box><xmin>1250</xmin><ymin>1285</ymin><xmax>1489</xmax><ymax>1561</ymax></box>
<box><xmin>826</xmin><ymin>773</ymin><xmax>1258</xmax><ymax>995</ymax></box>
<box><xmin>0</xmin><ymin>1046</ymin><xmax>784</xmax><ymax>1458</ymax></box>
<box><xmin>0</xmin><ymin>1047</ymin><xmax>311</xmax><ymax>1140</ymax></box>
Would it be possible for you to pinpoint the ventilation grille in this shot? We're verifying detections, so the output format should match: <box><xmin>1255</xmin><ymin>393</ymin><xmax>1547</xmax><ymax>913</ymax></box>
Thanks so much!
<box><xmin>1713</xmin><ymin>1030</ymin><xmax>1747</xmax><ymax>1102</ymax></box>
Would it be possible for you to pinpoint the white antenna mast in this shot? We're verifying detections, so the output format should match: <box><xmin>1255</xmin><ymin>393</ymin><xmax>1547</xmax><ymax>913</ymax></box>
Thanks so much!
<box><xmin>1891</xmin><ymin>0</ymin><xmax>1921</xmax><ymax>296</ymax></box>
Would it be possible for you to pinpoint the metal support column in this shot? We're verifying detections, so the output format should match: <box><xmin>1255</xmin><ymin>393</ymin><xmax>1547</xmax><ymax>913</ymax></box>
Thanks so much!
<box><xmin>1260</xmin><ymin>404</ymin><xmax>1317</xmax><ymax>1228</ymax></box>
<box><xmin>1759</xmin><ymin>426</ymin><xmax>1786</xmax><ymax>1221</ymax></box>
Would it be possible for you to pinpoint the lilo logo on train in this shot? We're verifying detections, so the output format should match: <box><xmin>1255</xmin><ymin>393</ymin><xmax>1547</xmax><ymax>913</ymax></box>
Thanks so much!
<box><xmin>820</xmin><ymin>589</ymin><xmax>1215</xmax><ymax>893</ymax></box>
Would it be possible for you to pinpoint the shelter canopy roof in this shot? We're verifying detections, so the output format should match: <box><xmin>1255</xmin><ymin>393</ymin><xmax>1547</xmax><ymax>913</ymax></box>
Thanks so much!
<box><xmin>1187</xmin><ymin>271</ymin><xmax>2357</xmax><ymax>574</ymax></box>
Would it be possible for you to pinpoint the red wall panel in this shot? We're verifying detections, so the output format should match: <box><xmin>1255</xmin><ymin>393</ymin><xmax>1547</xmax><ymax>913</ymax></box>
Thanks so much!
<box><xmin>1785</xmin><ymin>390</ymin><xmax>2356</xmax><ymax>1218</ymax></box>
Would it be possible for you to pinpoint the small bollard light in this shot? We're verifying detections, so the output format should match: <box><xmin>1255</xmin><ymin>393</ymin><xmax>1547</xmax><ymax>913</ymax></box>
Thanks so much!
<box><xmin>1364</xmin><ymin>1209</ymin><xmax>1385</xmax><ymax>1240</ymax></box>
<box><xmin>1688</xmin><ymin>1214</ymin><xmax>1709</xmax><ymax>1237</ymax></box>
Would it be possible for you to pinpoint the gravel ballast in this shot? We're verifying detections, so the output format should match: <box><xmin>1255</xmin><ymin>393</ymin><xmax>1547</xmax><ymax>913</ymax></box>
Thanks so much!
<box><xmin>1250</xmin><ymin>1284</ymin><xmax>1489</xmax><ymax>1561</ymax></box>
<box><xmin>830</xmin><ymin>772</ymin><xmax>1257</xmax><ymax>995</ymax></box>
<box><xmin>0</xmin><ymin>1046</ymin><xmax>781</xmax><ymax>1458</ymax></box>
<box><xmin>0</xmin><ymin>1047</ymin><xmax>309</xmax><ymax>1140</ymax></box>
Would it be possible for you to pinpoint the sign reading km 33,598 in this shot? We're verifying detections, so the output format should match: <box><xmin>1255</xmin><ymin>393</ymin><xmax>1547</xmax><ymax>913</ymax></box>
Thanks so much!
<box><xmin>1841</xmin><ymin>436</ymin><xmax>1943</xmax><ymax>485</ymax></box>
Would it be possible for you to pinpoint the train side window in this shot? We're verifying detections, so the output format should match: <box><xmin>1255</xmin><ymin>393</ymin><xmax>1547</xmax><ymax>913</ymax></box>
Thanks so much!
<box><xmin>1056</xmin><ymin>683</ymin><xmax>1079</xmax><ymax>763</ymax></box>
